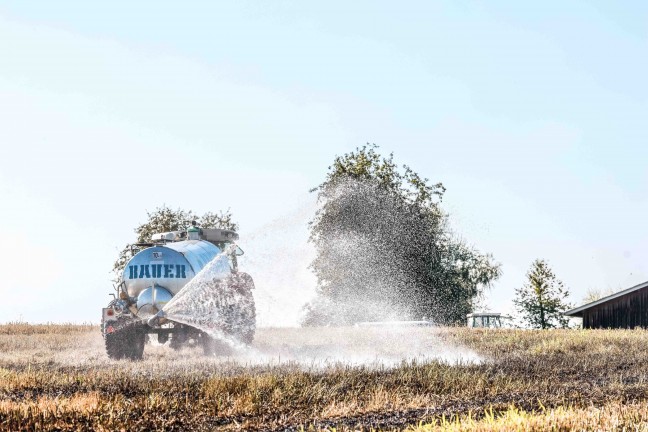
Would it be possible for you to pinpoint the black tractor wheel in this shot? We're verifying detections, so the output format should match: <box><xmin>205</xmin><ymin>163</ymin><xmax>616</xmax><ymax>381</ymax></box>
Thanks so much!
<box><xmin>169</xmin><ymin>325</ymin><xmax>188</xmax><ymax>351</ymax></box>
<box><xmin>125</xmin><ymin>323</ymin><xmax>146</xmax><ymax>360</ymax></box>
<box><xmin>104</xmin><ymin>319</ymin><xmax>146</xmax><ymax>360</ymax></box>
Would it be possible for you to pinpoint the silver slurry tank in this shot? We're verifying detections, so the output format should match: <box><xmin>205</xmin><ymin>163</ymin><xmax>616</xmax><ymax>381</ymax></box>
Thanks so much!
<box><xmin>102</xmin><ymin>226</ymin><xmax>253</xmax><ymax>361</ymax></box>
<box><xmin>123</xmin><ymin>239</ymin><xmax>232</xmax><ymax>315</ymax></box>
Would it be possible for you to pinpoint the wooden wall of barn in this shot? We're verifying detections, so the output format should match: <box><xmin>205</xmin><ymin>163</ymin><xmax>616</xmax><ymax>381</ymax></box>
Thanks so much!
<box><xmin>582</xmin><ymin>287</ymin><xmax>648</xmax><ymax>329</ymax></box>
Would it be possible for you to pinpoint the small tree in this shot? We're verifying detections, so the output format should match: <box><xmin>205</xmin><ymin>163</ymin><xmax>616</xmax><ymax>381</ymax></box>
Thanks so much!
<box><xmin>112</xmin><ymin>206</ymin><xmax>237</xmax><ymax>281</ymax></box>
<box><xmin>514</xmin><ymin>259</ymin><xmax>572</xmax><ymax>329</ymax></box>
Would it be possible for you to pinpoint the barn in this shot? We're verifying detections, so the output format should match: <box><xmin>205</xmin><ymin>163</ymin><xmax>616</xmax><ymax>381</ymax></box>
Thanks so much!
<box><xmin>565</xmin><ymin>280</ymin><xmax>648</xmax><ymax>329</ymax></box>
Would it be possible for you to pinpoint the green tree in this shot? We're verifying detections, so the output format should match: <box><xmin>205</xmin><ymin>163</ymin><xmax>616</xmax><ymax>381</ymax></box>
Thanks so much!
<box><xmin>514</xmin><ymin>259</ymin><xmax>572</xmax><ymax>329</ymax></box>
<box><xmin>112</xmin><ymin>206</ymin><xmax>237</xmax><ymax>281</ymax></box>
<box><xmin>304</xmin><ymin>144</ymin><xmax>501</xmax><ymax>326</ymax></box>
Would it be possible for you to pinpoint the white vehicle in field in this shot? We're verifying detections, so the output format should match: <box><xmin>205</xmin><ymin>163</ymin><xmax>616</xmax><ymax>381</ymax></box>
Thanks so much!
<box><xmin>466</xmin><ymin>312</ymin><xmax>511</xmax><ymax>328</ymax></box>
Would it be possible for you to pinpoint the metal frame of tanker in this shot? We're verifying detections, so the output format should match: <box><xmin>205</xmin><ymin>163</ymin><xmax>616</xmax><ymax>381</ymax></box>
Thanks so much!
<box><xmin>101</xmin><ymin>226</ymin><xmax>256</xmax><ymax>360</ymax></box>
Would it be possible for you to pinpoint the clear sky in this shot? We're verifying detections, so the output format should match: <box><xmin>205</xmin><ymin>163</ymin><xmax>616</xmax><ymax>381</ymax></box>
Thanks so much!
<box><xmin>1</xmin><ymin>1</ymin><xmax>646</xmax><ymax>325</ymax></box>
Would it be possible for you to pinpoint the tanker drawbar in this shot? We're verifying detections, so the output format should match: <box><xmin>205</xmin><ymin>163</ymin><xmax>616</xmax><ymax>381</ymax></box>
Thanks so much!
<box><xmin>101</xmin><ymin>224</ymin><xmax>255</xmax><ymax>360</ymax></box>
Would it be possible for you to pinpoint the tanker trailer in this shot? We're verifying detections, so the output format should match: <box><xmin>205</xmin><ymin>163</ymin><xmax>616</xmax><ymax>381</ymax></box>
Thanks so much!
<box><xmin>101</xmin><ymin>224</ymin><xmax>255</xmax><ymax>360</ymax></box>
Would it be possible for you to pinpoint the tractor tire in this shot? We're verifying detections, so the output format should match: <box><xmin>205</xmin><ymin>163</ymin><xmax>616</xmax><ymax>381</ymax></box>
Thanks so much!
<box><xmin>103</xmin><ymin>319</ymin><xmax>125</xmax><ymax>360</ymax></box>
<box><xmin>169</xmin><ymin>336</ymin><xmax>184</xmax><ymax>351</ymax></box>
<box><xmin>125</xmin><ymin>323</ymin><xmax>146</xmax><ymax>360</ymax></box>
<box><xmin>104</xmin><ymin>319</ymin><xmax>146</xmax><ymax>360</ymax></box>
<box><xmin>169</xmin><ymin>325</ymin><xmax>189</xmax><ymax>351</ymax></box>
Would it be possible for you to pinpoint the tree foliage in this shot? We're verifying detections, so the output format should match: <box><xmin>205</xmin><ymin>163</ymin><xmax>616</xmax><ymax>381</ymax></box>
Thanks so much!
<box><xmin>112</xmin><ymin>206</ymin><xmax>237</xmax><ymax>281</ymax></box>
<box><xmin>303</xmin><ymin>144</ymin><xmax>501</xmax><ymax>326</ymax></box>
<box><xmin>514</xmin><ymin>259</ymin><xmax>572</xmax><ymax>329</ymax></box>
<box><xmin>582</xmin><ymin>286</ymin><xmax>618</xmax><ymax>304</ymax></box>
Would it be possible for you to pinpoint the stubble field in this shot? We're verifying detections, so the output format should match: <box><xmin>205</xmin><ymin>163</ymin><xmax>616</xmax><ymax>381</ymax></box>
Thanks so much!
<box><xmin>2</xmin><ymin>324</ymin><xmax>648</xmax><ymax>431</ymax></box>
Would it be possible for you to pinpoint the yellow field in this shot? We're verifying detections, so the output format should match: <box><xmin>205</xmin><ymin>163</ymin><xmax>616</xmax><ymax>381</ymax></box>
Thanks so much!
<box><xmin>2</xmin><ymin>324</ymin><xmax>648</xmax><ymax>430</ymax></box>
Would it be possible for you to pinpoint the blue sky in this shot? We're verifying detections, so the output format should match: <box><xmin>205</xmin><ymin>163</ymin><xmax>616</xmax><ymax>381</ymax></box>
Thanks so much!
<box><xmin>0</xmin><ymin>1</ymin><xmax>646</xmax><ymax>324</ymax></box>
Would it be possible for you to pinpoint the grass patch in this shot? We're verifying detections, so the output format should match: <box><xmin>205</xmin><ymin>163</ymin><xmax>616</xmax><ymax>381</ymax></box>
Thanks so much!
<box><xmin>410</xmin><ymin>402</ymin><xmax>648</xmax><ymax>431</ymax></box>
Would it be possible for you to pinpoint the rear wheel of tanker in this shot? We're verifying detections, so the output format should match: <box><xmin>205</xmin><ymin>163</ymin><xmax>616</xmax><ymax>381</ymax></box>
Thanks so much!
<box><xmin>169</xmin><ymin>324</ymin><xmax>189</xmax><ymax>351</ymax></box>
<box><xmin>104</xmin><ymin>319</ymin><xmax>125</xmax><ymax>360</ymax></box>
<box><xmin>104</xmin><ymin>319</ymin><xmax>146</xmax><ymax>360</ymax></box>
<box><xmin>105</xmin><ymin>334</ymin><xmax>122</xmax><ymax>360</ymax></box>
<box><xmin>169</xmin><ymin>335</ymin><xmax>184</xmax><ymax>351</ymax></box>
<box><xmin>125</xmin><ymin>323</ymin><xmax>146</xmax><ymax>360</ymax></box>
